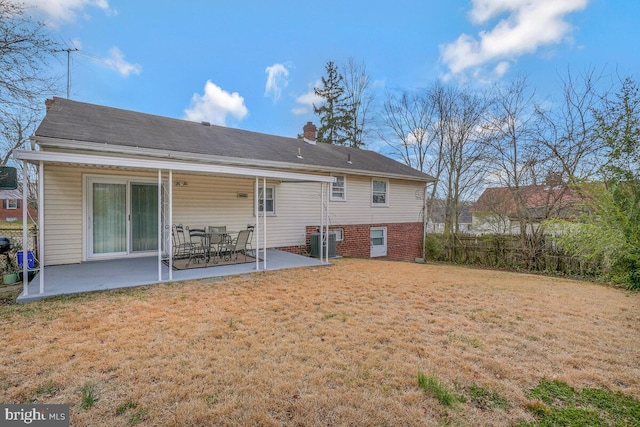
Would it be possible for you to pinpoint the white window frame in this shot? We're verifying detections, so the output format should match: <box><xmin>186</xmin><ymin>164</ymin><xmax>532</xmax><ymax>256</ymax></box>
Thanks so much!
<box><xmin>6</xmin><ymin>199</ymin><xmax>18</xmax><ymax>210</ymax></box>
<box><xmin>256</xmin><ymin>185</ymin><xmax>277</xmax><ymax>216</ymax></box>
<box><xmin>330</xmin><ymin>174</ymin><xmax>346</xmax><ymax>201</ymax></box>
<box><xmin>330</xmin><ymin>228</ymin><xmax>344</xmax><ymax>241</ymax></box>
<box><xmin>371</xmin><ymin>178</ymin><xmax>389</xmax><ymax>207</ymax></box>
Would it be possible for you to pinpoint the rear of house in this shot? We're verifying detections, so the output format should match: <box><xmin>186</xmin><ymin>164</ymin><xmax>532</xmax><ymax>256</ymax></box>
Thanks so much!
<box><xmin>16</xmin><ymin>98</ymin><xmax>434</xmax><ymax>275</ymax></box>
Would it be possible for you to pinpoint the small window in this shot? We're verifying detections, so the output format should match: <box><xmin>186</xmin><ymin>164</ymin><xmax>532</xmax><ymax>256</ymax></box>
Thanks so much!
<box><xmin>257</xmin><ymin>186</ymin><xmax>276</xmax><ymax>215</ymax></box>
<box><xmin>330</xmin><ymin>228</ymin><xmax>344</xmax><ymax>241</ymax></box>
<box><xmin>331</xmin><ymin>175</ymin><xmax>346</xmax><ymax>201</ymax></box>
<box><xmin>372</xmin><ymin>179</ymin><xmax>388</xmax><ymax>206</ymax></box>
<box><xmin>6</xmin><ymin>199</ymin><xmax>18</xmax><ymax>210</ymax></box>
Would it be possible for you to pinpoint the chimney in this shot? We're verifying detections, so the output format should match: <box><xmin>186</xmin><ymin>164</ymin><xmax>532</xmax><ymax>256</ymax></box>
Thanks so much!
<box><xmin>45</xmin><ymin>98</ymin><xmax>56</xmax><ymax>112</ymax></box>
<box><xmin>303</xmin><ymin>121</ymin><xmax>317</xmax><ymax>144</ymax></box>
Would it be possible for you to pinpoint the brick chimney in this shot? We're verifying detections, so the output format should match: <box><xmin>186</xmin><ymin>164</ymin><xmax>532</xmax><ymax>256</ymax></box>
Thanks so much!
<box><xmin>303</xmin><ymin>121</ymin><xmax>317</xmax><ymax>144</ymax></box>
<box><xmin>45</xmin><ymin>97</ymin><xmax>57</xmax><ymax>112</ymax></box>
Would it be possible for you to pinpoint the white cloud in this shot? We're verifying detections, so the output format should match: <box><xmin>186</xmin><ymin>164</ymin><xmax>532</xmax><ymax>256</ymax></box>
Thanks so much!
<box><xmin>101</xmin><ymin>47</ymin><xmax>141</xmax><ymax>77</ymax></box>
<box><xmin>440</xmin><ymin>0</ymin><xmax>588</xmax><ymax>79</ymax></box>
<box><xmin>184</xmin><ymin>80</ymin><xmax>249</xmax><ymax>126</ymax></box>
<box><xmin>264</xmin><ymin>63</ymin><xmax>289</xmax><ymax>101</ymax></box>
<box><xmin>293</xmin><ymin>80</ymin><xmax>324</xmax><ymax>115</ymax></box>
<box><xmin>19</xmin><ymin>0</ymin><xmax>115</xmax><ymax>26</ymax></box>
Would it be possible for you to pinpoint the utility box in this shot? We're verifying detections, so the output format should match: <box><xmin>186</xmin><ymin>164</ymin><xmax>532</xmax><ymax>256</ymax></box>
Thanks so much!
<box><xmin>310</xmin><ymin>233</ymin><xmax>336</xmax><ymax>258</ymax></box>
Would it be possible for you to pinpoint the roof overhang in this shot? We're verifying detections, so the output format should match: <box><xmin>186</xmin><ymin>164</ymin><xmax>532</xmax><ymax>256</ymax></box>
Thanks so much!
<box><xmin>32</xmin><ymin>136</ymin><xmax>435</xmax><ymax>183</ymax></box>
<box><xmin>13</xmin><ymin>150</ymin><xmax>336</xmax><ymax>183</ymax></box>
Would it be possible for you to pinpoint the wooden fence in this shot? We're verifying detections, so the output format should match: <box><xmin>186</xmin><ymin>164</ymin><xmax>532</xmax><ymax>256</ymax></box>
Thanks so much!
<box><xmin>426</xmin><ymin>233</ymin><xmax>603</xmax><ymax>278</ymax></box>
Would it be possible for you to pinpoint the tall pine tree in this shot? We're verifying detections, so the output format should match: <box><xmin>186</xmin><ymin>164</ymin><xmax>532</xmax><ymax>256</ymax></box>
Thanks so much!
<box><xmin>313</xmin><ymin>61</ymin><xmax>353</xmax><ymax>146</ymax></box>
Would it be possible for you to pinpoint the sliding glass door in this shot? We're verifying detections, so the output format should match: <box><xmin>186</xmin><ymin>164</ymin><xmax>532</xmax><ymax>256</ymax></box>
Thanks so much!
<box><xmin>87</xmin><ymin>177</ymin><xmax>163</xmax><ymax>258</ymax></box>
<box><xmin>92</xmin><ymin>182</ymin><xmax>127</xmax><ymax>255</ymax></box>
<box><xmin>131</xmin><ymin>184</ymin><xmax>158</xmax><ymax>252</ymax></box>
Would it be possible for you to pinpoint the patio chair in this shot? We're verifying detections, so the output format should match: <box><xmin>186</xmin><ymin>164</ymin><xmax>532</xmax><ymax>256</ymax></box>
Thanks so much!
<box><xmin>219</xmin><ymin>229</ymin><xmax>252</xmax><ymax>263</ymax></box>
<box><xmin>186</xmin><ymin>227</ymin><xmax>207</xmax><ymax>266</ymax></box>
<box><xmin>245</xmin><ymin>225</ymin><xmax>255</xmax><ymax>256</ymax></box>
<box><xmin>206</xmin><ymin>226</ymin><xmax>228</xmax><ymax>264</ymax></box>
<box><xmin>172</xmin><ymin>224</ymin><xmax>193</xmax><ymax>259</ymax></box>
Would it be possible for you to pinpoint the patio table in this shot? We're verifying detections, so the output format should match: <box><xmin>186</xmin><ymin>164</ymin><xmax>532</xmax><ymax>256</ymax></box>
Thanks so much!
<box><xmin>205</xmin><ymin>230</ymin><xmax>234</xmax><ymax>264</ymax></box>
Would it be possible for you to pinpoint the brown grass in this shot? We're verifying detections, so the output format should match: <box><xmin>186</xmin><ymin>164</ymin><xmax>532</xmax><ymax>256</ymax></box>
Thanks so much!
<box><xmin>1</xmin><ymin>259</ymin><xmax>638</xmax><ymax>426</ymax></box>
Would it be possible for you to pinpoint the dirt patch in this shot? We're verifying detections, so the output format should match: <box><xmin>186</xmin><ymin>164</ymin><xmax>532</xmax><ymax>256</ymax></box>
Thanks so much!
<box><xmin>0</xmin><ymin>259</ymin><xmax>638</xmax><ymax>426</ymax></box>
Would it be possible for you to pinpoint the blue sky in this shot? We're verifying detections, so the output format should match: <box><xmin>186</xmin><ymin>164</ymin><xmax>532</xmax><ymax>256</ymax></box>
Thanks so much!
<box><xmin>21</xmin><ymin>0</ymin><xmax>640</xmax><ymax>145</ymax></box>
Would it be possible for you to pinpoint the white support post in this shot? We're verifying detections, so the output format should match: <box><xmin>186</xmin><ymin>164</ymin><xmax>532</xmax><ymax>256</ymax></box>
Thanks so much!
<box><xmin>320</xmin><ymin>182</ymin><xmax>324</xmax><ymax>264</ymax></box>
<box><xmin>262</xmin><ymin>177</ymin><xmax>267</xmax><ymax>270</ymax></box>
<box><xmin>157</xmin><ymin>169</ymin><xmax>162</xmax><ymax>281</ymax></box>
<box><xmin>168</xmin><ymin>169</ymin><xmax>173</xmax><ymax>281</ymax></box>
<box><xmin>21</xmin><ymin>160</ymin><xmax>28</xmax><ymax>296</ymax></box>
<box><xmin>325</xmin><ymin>182</ymin><xmax>330</xmax><ymax>263</ymax></box>
<box><xmin>255</xmin><ymin>177</ymin><xmax>260</xmax><ymax>271</ymax></box>
<box><xmin>38</xmin><ymin>161</ymin><xmax>44</xmax><ymax>294</ymax></box>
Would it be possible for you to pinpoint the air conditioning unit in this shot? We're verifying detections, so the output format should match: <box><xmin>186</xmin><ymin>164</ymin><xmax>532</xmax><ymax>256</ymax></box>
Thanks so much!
<box><xmin>310</xmin><ymin>233</ymin><xmax>336</xmax><ymax>258</ymax></box>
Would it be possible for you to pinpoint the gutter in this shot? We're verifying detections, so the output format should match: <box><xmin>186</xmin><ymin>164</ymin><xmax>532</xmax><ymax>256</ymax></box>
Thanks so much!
<box><xmin>32</xmin><ymin>136</ymin><xmax>436</xmax><ymax>183</ymax></box>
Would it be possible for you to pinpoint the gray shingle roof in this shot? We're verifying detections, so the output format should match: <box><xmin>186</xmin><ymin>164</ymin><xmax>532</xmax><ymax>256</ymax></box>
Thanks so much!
<box><xmin>34</xmin><ymin>98</ymin><xmax>434</xmax><ymax>182</ymax></box>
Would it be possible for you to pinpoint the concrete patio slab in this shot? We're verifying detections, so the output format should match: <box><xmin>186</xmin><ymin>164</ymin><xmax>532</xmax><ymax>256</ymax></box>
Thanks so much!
<box><xmin>17</xmin><ymin>250</ymin><xmax>327</xmax><ymax>302</ymax></box>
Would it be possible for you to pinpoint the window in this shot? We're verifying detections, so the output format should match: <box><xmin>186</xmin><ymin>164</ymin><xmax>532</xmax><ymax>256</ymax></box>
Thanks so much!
<box><xmin>330</xmin><ymin>228</ymin><xmax>344</xmax><ymax>241</ymax></box>
<box><xmin>331</xmin><ymin>175</ymin><xmax>346</xmax><ymax>201</ymax></box>
<box><xmin>6</xmin><ymin>199</ymin><xmax>18</xmax><ymax>210</ymax></box>
<box><xmin>371</xmin><ymin>179</ymin><xmax>388</xmax><ymax>206</ymax></box>
<box><xmin>257</xmin><ymin>185</ymin><xmax>276</xmax><ymax>215</ymax></box>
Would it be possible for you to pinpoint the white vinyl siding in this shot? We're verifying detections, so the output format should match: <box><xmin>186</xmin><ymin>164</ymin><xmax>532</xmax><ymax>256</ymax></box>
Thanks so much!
<box><xmin>325</xmin><ymin>176</ymin><xmax>424</xmax><ymax>225</ymax></box>
<box><xmin>43</xmin><ymin>164</ymin><xmax>426</xmax><ymax>265</ymax></box>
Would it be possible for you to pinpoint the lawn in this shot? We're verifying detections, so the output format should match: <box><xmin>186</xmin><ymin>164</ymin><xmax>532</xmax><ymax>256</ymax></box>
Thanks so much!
<box><xmin>1</xmin><ymin>258</ymin><xmax>638</xmax><ymax>426</ymax></box>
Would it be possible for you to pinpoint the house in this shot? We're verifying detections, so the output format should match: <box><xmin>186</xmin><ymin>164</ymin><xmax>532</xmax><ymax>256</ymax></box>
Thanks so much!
<box><xmin>13</xmin><ymin>98</ymin><xmax>434</xmax><ymax>297</ymax></box>
<box><xmin>425</xmin><ymin>199</ymin><xmax>473</xmax><ymax>233</ymax></box>
<box><xmin>0</xmin><ymin>189</ymin><xmax>35</xmax><ymax>224</ymax></box>
<box><xmin>472</xmin><ymin>185</ymin><xmax>589</xmax><ymax>235</ymax></box>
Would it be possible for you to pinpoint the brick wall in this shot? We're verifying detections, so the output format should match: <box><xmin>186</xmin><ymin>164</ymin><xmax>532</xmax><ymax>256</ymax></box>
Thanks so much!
<box><xmin>302</xmin><ymin>222</ymin><xmax>423</xmax><ymax>262</ymax></box>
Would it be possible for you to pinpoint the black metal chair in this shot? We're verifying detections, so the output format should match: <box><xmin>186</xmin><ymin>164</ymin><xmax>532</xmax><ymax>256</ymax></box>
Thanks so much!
<box><xmin>172</xmin><ymin>224</ymin><xmax>194</xmax><ymax>260</ymax></box>
<box><xmin>186</xmin><ymin>227</ymin><xmax>207</xmax><ymax>267</ymax></box>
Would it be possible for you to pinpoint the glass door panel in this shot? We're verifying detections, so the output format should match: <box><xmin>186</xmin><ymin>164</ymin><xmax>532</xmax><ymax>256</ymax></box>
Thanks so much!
<box><xmin>92</xmin><ymin>182</ymin><xmax>127</xmax><ymax>254</ymax></box>
<box><xmin>131</xmin><ymin>184</ymin><xmax>158</xmax><ymax>252</ymax></box>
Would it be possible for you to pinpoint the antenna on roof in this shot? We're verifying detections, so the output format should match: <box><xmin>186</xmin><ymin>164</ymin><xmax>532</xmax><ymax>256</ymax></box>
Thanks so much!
<box><xmin>53</xmin><ymin>47</ymin><xmax>79</xmax><ymax>99</ymax></box>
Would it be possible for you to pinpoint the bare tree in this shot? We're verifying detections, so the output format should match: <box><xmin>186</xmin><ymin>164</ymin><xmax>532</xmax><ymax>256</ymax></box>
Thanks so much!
<box><xmin>0</xmin><ymin>0</ymin><xmax>59</xmax><ymax>115</ymax></box>
<box><xmin>535</xmin><ymin>67</ymin><xmax>607</xmax><ymax>182</ymax></box>
<box><xmin>378</xmin><ymin>87</ymin><xmax>444</xmax><ymax>229</ymax></box>
<box><xmin>1</xmin><ymin>109</ymin><xmax>38</xmax><ymax>166</ymax></box>
<box><xmin>342</xmin><ymin>58</ymin><xmax>374</xmax><ymax>149</ymax></box>
<box><xmin>434</xmin><ymin>83</ymin><xmax>492</xmax><ymax>234</ymax></box>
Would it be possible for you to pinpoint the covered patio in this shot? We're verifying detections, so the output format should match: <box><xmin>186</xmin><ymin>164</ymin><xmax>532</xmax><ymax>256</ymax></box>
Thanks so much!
<box><xmin>16</xmin><ymin>249</ymin><xmax>326</xmax><ymax>302</ymax></box>
<box><xmin>13</xmin><ymin>150</ymin><xmax>336</xmax><ymax>302</ymax></box>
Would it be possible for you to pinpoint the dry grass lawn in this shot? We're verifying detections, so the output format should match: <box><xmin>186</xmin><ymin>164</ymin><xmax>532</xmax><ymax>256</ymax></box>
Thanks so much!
<box><xmin>1</xmin><ymin>258</ymin><xmax>638</xmax><ymax>426</ymax></box>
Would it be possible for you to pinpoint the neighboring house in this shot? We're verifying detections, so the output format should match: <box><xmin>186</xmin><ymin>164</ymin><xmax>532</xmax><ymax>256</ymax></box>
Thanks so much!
<box><xmin>425</xmin><ymin>199</ymin><xmax>473</xmax><ymax>233</ymax></box>
<box><xmin>15</xmin><ymin>98</ymin><xmax>434</xmax><ymax>280</ymax></box>
<box><xmin>472</xmin><ymin>185</ymin><xmax>588</xmax><ymax>235</ymax></box>
<box><xmin>0</xmin><ymin>189</ymin><xmax>36</xmax><ymax>224</ymax></box>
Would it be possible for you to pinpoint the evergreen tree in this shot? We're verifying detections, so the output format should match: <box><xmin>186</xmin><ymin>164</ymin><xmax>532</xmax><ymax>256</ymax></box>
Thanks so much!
<box><xmin>313</xmin><ymin>61</ymin><xmax>353</xmax><ymax>146</ymax></box>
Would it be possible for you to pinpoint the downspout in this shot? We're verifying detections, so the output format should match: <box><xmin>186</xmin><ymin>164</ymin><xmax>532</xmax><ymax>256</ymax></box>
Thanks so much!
<box><xmin>422</xmin><ymin>182</ymin><xmax>429</xmax><ymax>261</ymax></box>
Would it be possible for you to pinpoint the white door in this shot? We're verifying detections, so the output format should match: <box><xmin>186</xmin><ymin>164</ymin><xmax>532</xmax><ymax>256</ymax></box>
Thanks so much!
<box><xmin>370</xmin><ymin>227</ymin><xmax>387</xmax><ymax>257</ymax></box>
